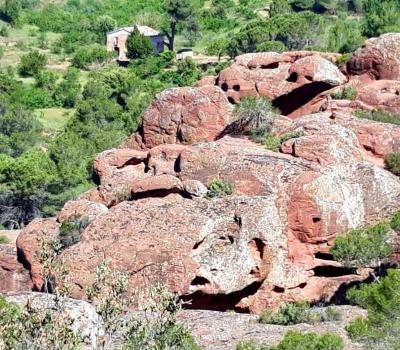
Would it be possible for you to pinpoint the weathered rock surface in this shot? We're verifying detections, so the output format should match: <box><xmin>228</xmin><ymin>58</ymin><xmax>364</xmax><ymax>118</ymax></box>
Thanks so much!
<box><xmin>6</xmin><ymin>292</ymin><xmax>104</xmax><ymax>348</ymax></box>
<box><xmin>217</xmin><ymin>51</ymin><xmax>345</xmax><ymax>118</ymax></box>
<box><xmin>180</xmin><ymin>306</ymin><xmax>366</xmax><ymax>350</ymax></box>
<box><xmin>125</xmin><ymin>86</ymin><xmax>233</xmax><ymax>149</ymax></box>
<box><xmin>0</xmin><ymin>244</ymin><xmax>32</xmax><ymax>293</ymax></box>
<box><xmin>348</xmin><ymin>33</ymin><xmax>400</xmax><ymax>80</ymax></box>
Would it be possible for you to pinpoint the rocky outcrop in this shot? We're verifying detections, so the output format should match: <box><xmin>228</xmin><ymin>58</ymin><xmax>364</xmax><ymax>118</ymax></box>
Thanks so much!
<box><xmin>348</xmin><ymin>33</ymin><xmax>400</xmax><ymax>80</ymax></box>
<box><xmin>217</xmin><ymin>51</ymin><xmax>345</xmax><ymax>118</ymax></box>
<box><xmin>0</xmin><ymin>244</ymin><xmax>32</xmax><ymax>293</ymax></box>
<box><xmin>125</xmin><ymin>86</ymin><xmax>233</xmax><ymax>150</ymax></box>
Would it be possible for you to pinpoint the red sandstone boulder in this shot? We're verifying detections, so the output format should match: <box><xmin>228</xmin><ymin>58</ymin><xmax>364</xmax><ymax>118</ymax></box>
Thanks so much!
<box><xmin>16</xmin><ymin>218</ymin><xmax>60</xmax><ymax>291</ymax></box>
<box><xmin>0</xmin><ymin>244</ymin><xmax>32</xmax><ymax>293</ymax></box>
<box><xmin>217</xmin><ymin>51</ymin><xmax>345</xmax><ymax>118</ymax></box>
<box><xmin>127</xmin><ymin>86</ymin><xmax>233</xmax><ymax>149</ymax></box>
<box><xmin>348</xmin><ymin>33</ymin><xmax>400</xmax><ymax>80</ymax></box>
<box><xmin>58</xmin><ymin>199</ymin><xmax>108</xmax><ymax>223</ymax></box>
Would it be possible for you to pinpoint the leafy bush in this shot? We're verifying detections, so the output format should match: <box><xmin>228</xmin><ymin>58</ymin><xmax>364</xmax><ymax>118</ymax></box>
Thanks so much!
<box><xmin>330</xmin><ymin>221</ymin><xmax>392</xmax><ymax>269</ymax></box>
<box><xmin>206</xmin><ymin>180</ymin><xmax>234</xmax><ymax>198</ymax></box>
<box><xmin>390</xmin><ymin>210</ymin><xmax>400</xmax><ymax>231</ymax></box>
<box><xmin>264</xmin><ymin>131</ymin><xmax>304</xmax><ymax>152</ymax></box>
<box><xmin>236</xmin><ymin>331</ymin><xmax>344</xmax><ymax>350</ymax></box>
<box><xmin>353</xmin><ymin>109</ymin><xmax>400</xmax><ymax>126</ymax></box>
<box><xmin>385</xmin><ymin>153</ymin><xmax>400</xmax><ymax>176</ymax></box>
<box><xmin>18</xmin><ymin>50</ymin><xmax>47</xmax><ymax>77</ymax></box>
<box><xmin>346</xmin><ymin>269</ymin><xmax>400</xmax><ymax>349</ymax></box>
<box><xmin>126</xmin><ymin>26</ymin><xmax>154</xmax><ymax>59</ymax></box>
<box><xmin>256</xmin><ymin>41</ymin><xmax>287</xmax><ymax>53</ymax></box>
<box><xmin>58</xmin><ymin>215</ymin><xmax>89</xmax><ymax>249</ymax></box>
<box><xmin>71</xmin><ymin>45</ymin><xmax>111</xmax><ymax>69</ymax></box>
<box><xmin>330</xmin><ymin>86</ymin><xmax>357</xmax><ymax>100</ymax></box>
<box><xmin>0</xmin><ymin>235</ymin><xmax>10</xmax><ymax>244</ymax></box>
<box><xmin>231</xmin><ymin>97</ymin><xmax>278</xmax><ymax>141</ymax></box>
<box><xmin>259</xmin><ymin>302</ymin><xmax>311</xmax><ymax>325</ymax></box>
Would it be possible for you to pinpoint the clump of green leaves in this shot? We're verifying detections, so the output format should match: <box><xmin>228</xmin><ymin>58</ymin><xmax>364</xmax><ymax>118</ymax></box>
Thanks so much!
<box><xmin>264</xmin><ymin>131</ymin><xmax>304</xmax><ymax>152</ymax></box>
<box><xmin>330</xmin><ymin>221</ymin><xmax>392</xmax><ymax>271</ymax></box>
<box><xmin>330</xmin><ymin>86</ymin><xmax>357</xmax><ymax>100</ymax></box>
<box><xmin>206</xmin><ymin>180</ymin><xmax>235</xmax><ymax>198</ymax></box>
<box><xmin>390</xmin><ymin>210</ymin><xmax>400</xmax><ymax>231</ymax></box>
<box><xmin>58</xmin><ymin>215</ymin><xmax>89</xmax><ymax>250</ymax></box>
<box><xmin>346</xmin><ymin>269</ymin><xmax>400</xmax><ymax>349</ymax></box>
<box><xmin>385</xmin><ymin>153</ymin><xmax>400</xmax><ymax>176</ymax></box>
<box><xmin>0</xmin><ymin>235</ymin><xmax>10</xmax><ymax>244</ymax></box>
<box><xmin>231</xmin><ymin>97</ymin><xmax>279</xmax><ymax>142</ymax></box>
<box><xmin>236</xmin><ymin>330</ymin><xmax>344</xmax><ymax>350</ymax></box>
<box><xmin>18</xmin><ymin>50</ymin><xmax>47</xmax><ymax>77</ymax></box>
<box><xmin>126</xmin><ymin>26</ymin><xmax>155</xmax><ymax>60</ymax></box>
<box><xmin>353</xmin><ymin>109</ymin><xmax>400</xmax><ymax>126</ymax></box>
<box><xmin>259</xmin><ymin>302</ymin><xmax>311</xmax><ymax>325</ymax></box>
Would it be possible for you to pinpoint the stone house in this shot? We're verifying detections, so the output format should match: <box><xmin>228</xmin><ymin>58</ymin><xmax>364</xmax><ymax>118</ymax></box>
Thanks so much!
<box><xmin>106</xmin><ymin>25</ymin><xmax>164</xmax><ymax>61</ymax></box>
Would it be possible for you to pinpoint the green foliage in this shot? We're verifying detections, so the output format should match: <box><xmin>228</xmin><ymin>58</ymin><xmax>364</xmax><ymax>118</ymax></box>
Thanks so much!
<box><xmin>259</xmin><ymin>302</ymin><xmax>311</xmax><ymax>325</ymax></box>
<box><xmin>126</xmin><ymin>26</ymin><xmax>155</xmax><ymax>60</ymax></box>
<box><xmin>264</xmin><ymin>131</ymin><xmax>304</xmax><ymax>152</ymax></box>
<box><xmin>330</xmin><ymin>221</ymin><xmax>392</xmax><ymax>269</ymax></box>
<box><xmin>18</xmin><ymin>50</ymin><xmax>47</xmax><ymax>77</ymax></box>
<box><xmin>72</xmin><ymin>45</ymin><xmax>111</xmax><ymax>69</ymax></box>
<box><xmin>206</xmin><ymin>38</ymin><xmax>229</xmax><ymax>61</ymax></box>
<box><xmin>385</xmin><ymin>153</ymin><xmax>400</xmax><ymax>177</ymax></box>
<box><xmin>330</xmin><ymin>86</ymin><xmax>357</xmax><ymax>100</ymax></box>
<box><xmin>58</xmin><ymin>215</ymin><xmax>89</xmax><ymax>249</ymax></box>
<box><xmin>206</xmin><ymin>180</ymin><xmax>234</xmax><ymax>198</ymax></box>
<box><xmin>232</xmin><ymin>96</ymin><xmax>278</xmax><ymax>141</ymax></box>
<box><xmin>363</xmin><ymin>0</ymin><xmax>400</xmax><ymax>37</ymax></box>
<box><xmin>0</xmin><ymin>235</ymin><xmax>10</xmax><ymax>244</ymax></box>
<box><xmin>236</xmin><ymin>331</ymin><xmax>344</xmax><ymax>350</ymax></box>
<box><xmin>389</xmin><ymin>210</ymin><xmax>400</xmax><ymax>231</ymax></box>
<box><xmin>354</xmin><ymin>109</ymin><xmax>400</xmax><ymax>126</ymax></box>
<box><xmin>175</xmin><ymin>57</ymin><xmax>202</xmax><ymax>86</ymax></box>
<box><xmin>335</xmin><ymin>53</ymin><xmax>352</xmax><ymax>66</ymax></box>
<box><xmin>346</xmin><ymin>269</ymin><xmax>400</xmax><ymax>349</ymax></box>
<box><xmin>256</xmin><ymin>41</ymin><xmax>287</xmax><ymax>53</ymax></box>
<box><xmin>122</xmin><ymin>284</ymin><xmax>202</xmax><ymax>350</ymax></box>
<box><xmin>1</xmin><ymin>0</ymin><xmax>22</xmax><ymax>25</ymax></box>
<box><xmin>0</xmin><ymin>294</ymin><xmax>81</xmax><ymax>350</ymax></box>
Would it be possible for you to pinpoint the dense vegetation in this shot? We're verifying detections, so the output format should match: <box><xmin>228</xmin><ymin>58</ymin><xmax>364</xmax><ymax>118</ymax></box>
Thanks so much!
<box><xmin>0</xmin><ymin>2</ymin><xmax>398</xmax><ymax>231</ymax></box>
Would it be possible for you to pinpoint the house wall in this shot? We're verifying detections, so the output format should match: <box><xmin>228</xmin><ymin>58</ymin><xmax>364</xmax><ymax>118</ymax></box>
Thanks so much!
<box><xmin>107</xmin><ymin>32</ymin><xmax>164</xmax><ymax>61</ymax></box>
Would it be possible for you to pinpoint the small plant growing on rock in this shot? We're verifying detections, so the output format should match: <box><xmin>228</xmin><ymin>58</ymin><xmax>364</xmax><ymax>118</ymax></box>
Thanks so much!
<box><xmin>0</xmin><ymin>235</ymin><xmax>10</xmax><ymax>244</ymax></box>
<box><xmin>259</xmin><ymin>302</ymin><xmax>311</xmax><ymax>325</ymax></box>
<box><xmin>236</xmin><ymin>331</ymin><xmax>344</xmax><ymax>350</ymax></box>
<box><xmin>58</xmin><ymin>215</ymin><xmax>89</xmax><ymax>249</ymax></box>
<box><xmin>385</xmin><ymin>152</ymin><xmax>400</xmax><ymax>176</ymax></box>
<box><xmin>353</xmin><ymin>109</ymin><xmax>400</xmax><ymax>126</ymax></box>
<box><xmin>390</xmin><ymin>210</ymin><xmax>400</xmax><ymax>231</ymax></box>
<box><xmin>206</xmin><ymin>179</ymin><xmax>235</xmax><ymax>198</ymax></box>
<box><xmin>330</xmin><ymin>222</ymin><xmax>392</xmax><ymax>278</ymax></box>
<box><xmin>330</xmin><ymin>86</ymin><xmax>357</xmax><ymax>100</ymax></box>
<box><xmin>264</xmin><ymin>131</ymin><xmax>304</xmax><ymax>152</ymax></box>
<box><xmin>230</xmin><ymin>96</ymin><xmax>279</xmax><ymax>142</ymax></box>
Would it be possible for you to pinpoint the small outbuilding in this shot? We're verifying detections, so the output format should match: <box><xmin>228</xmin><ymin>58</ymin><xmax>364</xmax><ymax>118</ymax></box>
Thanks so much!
<box><xmin>106</xmin><ymin>25</ymin><xmax>164</xmax><ymax>61</ymax></box>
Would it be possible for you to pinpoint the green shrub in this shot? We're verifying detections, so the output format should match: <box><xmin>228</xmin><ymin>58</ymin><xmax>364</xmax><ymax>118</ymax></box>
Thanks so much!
<box><xmin>319</xmin><ymin>307</ymin><xmax>343</xmax><ymax>322</ymax></box>
<box><xmin>256</xmin><ymin>41</ymin><xmax>287</xmax><ymax>53</ymax></box>
<box><xmin>126</xmin><ymin>25</ymin><xmax>154</xmax><ymax>60</ymax></box>
<box><xmin>330</xmin><ymin>222</ymin><xmax>392</xmax><ymax>269</ymax></box>
<box><xmin>390</xmin><ymin>210</ymin><xmax>400</xmax><ymax>231</ymax></box>
<box><xmin>0</xmin><ymin>235</ymin><xmax>10</xmax><ymax>244</ymax></box>
<box><xmin>206</xmin><ymin>180</ymin><xmax>235</xmax><ymax>198</ymax></box>
<box><xmin>236</xmin><ymin>331</ymin><xmax>344</xmax><ymax>350</ymax></box>
<box><xmin>231</xmin><ymin>97</ymin><xmax>278</xmax><ymax>141</ymax></box>
<box><xmin>18</xmin><ymin>50</ymin><xmax>47</xmax><ymax>77</ymax></box>
<box><xmin>58</xmin><ymin>215</ymin><xmax>89</xmax><ymax>249</ymax></box>
<box><xmin>330</xmin><ymin>86</ymin><xmax>357</xmax><ymax>100</ymax></box>
<box><xmin>335</xmin><ymin>53</ymin><xmax>352</xmax><ymax>66</ymax></box>
<box><xmin>259</xmin><ymin>302</ymin><xmax>311</xmax><ymax>325</ymax></box>
<box><xmin>274</xmin><ymin>331</ymin><xmax>344</xmax><ymax>350</ymax></box>
<box><xmin>264</xmin><ymin>131</ymin><xmax>304</xmax><ymax>151</ymax></box>
<box><xmin>353</xmin><ymin>109</ymin><xmax>400</xmax><ymax>126</ymax></box>
<box><xmin>385</xmin><ymin>153</ymin><xmax>400</xmax><ymax>176</ymax></box>
<box><xmin>71</xmin><ymin>45</ymin><xmax>111</xmax><ymax>69</ymax></box>
<box><xmin>346</xmin><ymin>269</ymin><xmax>400</xmax><ymax>349</ymax></box>
<box><xmin>0</xmin><ymin>25</ymin><xmax>10</xmax><ymax>37</ymax></box>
